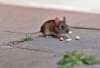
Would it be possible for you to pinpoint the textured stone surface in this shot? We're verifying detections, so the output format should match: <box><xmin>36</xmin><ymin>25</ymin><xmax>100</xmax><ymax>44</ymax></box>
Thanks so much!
<box><xmin>2</xmin><ymin>28</ymin><xmax>100</xmax><ymax>68</ymax></box>
<box><xmin>7</xmin><ymin>29</ymin><xmax>100</xmax><ymax>54</ymax></box>
<box><xmin>0</xmin><ymin>48</ymin><xmax>61</xmax><ymax>68</ymax></box>
<box><xmin>0</xmin><ymin>4</ymin><xmax>100</xmax><ymax>68</ymax></box>
<box><xmin>0</xmin><ymin>4</ymin><xmax>100</xmax><ymax>44</ymax></box>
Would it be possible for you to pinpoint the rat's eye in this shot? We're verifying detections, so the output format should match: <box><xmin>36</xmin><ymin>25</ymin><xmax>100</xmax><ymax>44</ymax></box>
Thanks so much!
<box><xmin>61</xmin><ymin>25</ymin><xmax>64</xmax><ymax>29</ymax></box>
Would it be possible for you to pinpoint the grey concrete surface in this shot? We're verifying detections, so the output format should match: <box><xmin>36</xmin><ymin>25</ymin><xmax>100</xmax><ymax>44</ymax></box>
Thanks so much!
<box><xmin>0</xmin><ymin>48</ymin><xmax>61</xmax><ymax>68</ymax></box>
<box><xmin>3</xmin><ymin>29</ymin><xmax>100</xmax><ymax>68</ymax></box>
<box><xmin>6</xmin><ymin>28</ymin><xmax>100</xmax><ymax>54</ymax></box>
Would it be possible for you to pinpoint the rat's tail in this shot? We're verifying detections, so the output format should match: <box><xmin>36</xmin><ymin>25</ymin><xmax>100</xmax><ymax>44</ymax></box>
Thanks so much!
<box><xmin>5</xmin><ymin>30</ymin><xmax>41</xmax><ymax>34</ymax></box>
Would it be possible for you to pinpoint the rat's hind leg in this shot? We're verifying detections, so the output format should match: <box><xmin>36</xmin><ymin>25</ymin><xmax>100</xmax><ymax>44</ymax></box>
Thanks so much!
<box><xmin>45</xmin><ymin>33</ymin><xmax>53</xmax><ymax>38</ymax></box>
<box><xmin>44</xmin><ymin>32</ymin><xmax>53</xmax><ymax>38</ymax></box>
<box><xmin>46</xmin><ymin>36</ymin><xmax>52</xmax><ymax>38</ymax></box>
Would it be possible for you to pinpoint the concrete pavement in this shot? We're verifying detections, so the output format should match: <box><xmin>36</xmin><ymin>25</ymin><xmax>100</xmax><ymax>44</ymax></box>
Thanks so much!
<box><xmin>0</xmin><ymin>47</ymin><xmax>61</xmax><ymax>68</ymax></box>
<box><xmin>8</xmin><ymin>29</ymin><xmax>100</xmax><ymax>54</ymax></box>
<box><xmin>0</xmin><ymin>4</ymin><xmax>100</xmax><ymax>68</ymax></box>
<box><xmin>0</xmin><ymin>4</ymin><xmax>100</xmax><ymax>44</ymax></box>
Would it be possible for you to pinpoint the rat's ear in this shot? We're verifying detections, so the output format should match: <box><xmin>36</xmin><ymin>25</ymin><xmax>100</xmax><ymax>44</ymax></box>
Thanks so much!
<box><xmin>63</xmin><ymin>16</ymin><xmax>66</xmax><ymax>23</ymax></box>
<box><xmin>55</xmin><ymin>17</ymin><xmax>60</xmax><ymax>24</ymax></box>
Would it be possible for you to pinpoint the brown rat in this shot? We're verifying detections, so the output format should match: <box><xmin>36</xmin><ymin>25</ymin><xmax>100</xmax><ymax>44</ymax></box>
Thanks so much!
<box><xmin>40</xmin><ymin>17</ymin><xmax>69</xmax><ymax>38</ymax></box>
<box><xmin>5</xmin><ymin>17</ymin><xmax>70</xmax><ymax>38</ymax></box>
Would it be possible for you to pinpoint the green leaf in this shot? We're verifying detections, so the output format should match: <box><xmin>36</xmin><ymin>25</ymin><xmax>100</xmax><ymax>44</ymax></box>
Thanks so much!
<box><xmin>57</xmin><ymin>52</ymin><xmax>100</xmax><ymax>68</ymax></box>
<box><xmin>83</xmin><ymin>54</ymin><xmax>100</xmax><ymax>65</ymax></box>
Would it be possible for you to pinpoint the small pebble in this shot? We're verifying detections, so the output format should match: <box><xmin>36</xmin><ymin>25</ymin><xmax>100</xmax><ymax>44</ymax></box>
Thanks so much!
<box><xmin>68</xmin><ymin>31</ymin><xmax>72</xmax><ymax>34</ymax></box>
<box><xmin>60</xmin><ymin>37</ymin><xmax>64</xmax><ymax>41</ymax></box>
<box><xmin>66</xmin><ymin>38</ymin><xmax>72</xmax><ymax>41</ymax></box>
<box><xmin>75</xmin><ymin>36</ymin><xmax>80</xmax><ymax>40</ymax></box>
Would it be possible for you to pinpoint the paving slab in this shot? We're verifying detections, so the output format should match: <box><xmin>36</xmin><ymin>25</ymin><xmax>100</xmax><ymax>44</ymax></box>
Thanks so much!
<box><xmin>0</xmin><ymin>4</ymin><xmax>100</xmax><ymax>44</ymax></box>
<box><xmin>5</xmin><ymin>28</ymin><xmax>100</xmax><ymax>54</ymax></box>
<box><xmin>0</xmin><ymin>48</ymin><xmax>61</xmax><ymax>68</ymax></box>
<box><xmin>0</xmin><ymin>4</ymin><xmax>100</xmax><ymax>31</ymax></box>
<box><xmin>0</xmin><ymin>48</ymin><xmax>100</xmax><ymax>68</ymax></box>
<box><xmin>3</xmin><ymin>28</ymin><xmax>100</xmax><ymax>68</ymax></box>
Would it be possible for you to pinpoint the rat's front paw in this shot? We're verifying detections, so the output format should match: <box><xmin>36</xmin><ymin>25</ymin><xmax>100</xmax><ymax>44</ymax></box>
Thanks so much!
<box><xmin>61</xmin><ymin>34</ymin><xmax>69</xmax><ymax>39</ymax></box>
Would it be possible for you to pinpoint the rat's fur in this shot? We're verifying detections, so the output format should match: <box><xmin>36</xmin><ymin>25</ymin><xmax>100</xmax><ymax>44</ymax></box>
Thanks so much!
<box><xmin>40</xmin><ymin>17</ymin><xmax>69</xmax><ymax>38</ymax></box>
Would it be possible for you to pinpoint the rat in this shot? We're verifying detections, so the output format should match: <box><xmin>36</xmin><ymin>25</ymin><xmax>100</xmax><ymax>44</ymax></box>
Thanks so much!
<box><xmin>5</xmin><ymin>17</ymin><xmax>70</xmax><ymax>38</ymax></box>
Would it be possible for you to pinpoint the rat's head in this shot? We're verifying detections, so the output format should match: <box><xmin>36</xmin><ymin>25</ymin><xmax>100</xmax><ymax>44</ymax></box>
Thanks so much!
<box><xmin>55</xmin><ymin>17</ymin><xmax>70</xmax><ymax>34</ymax></box>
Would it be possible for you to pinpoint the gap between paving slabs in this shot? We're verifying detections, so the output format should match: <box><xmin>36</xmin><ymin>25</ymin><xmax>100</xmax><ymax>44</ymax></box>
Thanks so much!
<box><xmin>71</xmin><ymin>27</ymin><xmax>100</xmax><ymax>30</ymax></box>
<box><xmin>4</xmin><ymin>28</ymin><xmax>100</xmax><ymax>54</ymax></box>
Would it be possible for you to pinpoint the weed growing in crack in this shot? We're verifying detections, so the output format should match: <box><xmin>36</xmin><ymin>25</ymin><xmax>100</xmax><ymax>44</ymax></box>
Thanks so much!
<box><xmin>16</xmin><ymin>36</ymin><xmax>33</xmax><ymax>43</ymax></box>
